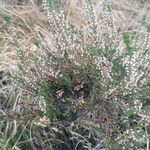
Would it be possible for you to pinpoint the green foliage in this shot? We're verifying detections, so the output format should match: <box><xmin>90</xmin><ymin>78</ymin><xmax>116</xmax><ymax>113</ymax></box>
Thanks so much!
<box><xmin>147</xmin><ymin>24</ymin><xmax>150</xmax><ymax>33</ymax></box>
<box><xmin>138</xmin><ymin>85</ymin><xmax>150</xmax><ymax>100</ymax></box>
<box><xmin>33</xmin><ymin>37</ymin><xmax>40</xmax><ymax>48</ymax></box>
<box><xmin>112</xmin><ymin>58</ymin><xmax>126</xmax><ymax>85</ymax></box>
<box><xmin>106</xmin><ymin>48</ymin><xmax>116</xmax><ymax>61</ymax></box>
<box><xmin>59</xmin><ymin>75</ymin><xmax>73</xmax><ymax>91</ymax></box>
<box><xmin>123</xmin><ymin>32</ymin><xmax>133</xmax><ymax>56</ymax></box>
<box><xmin>2</xmin><ymin>15</ymin><xmax>11</xmax><ymax>24</ymax></box>
<box><xmin>89</xmin><ymin>45</ymin><xmax>102</xmax><ymax>56</ymax></box>
<box><xmin>0</xmin><ymin>48</ymin><xmax>2</xmax><ymax>53</ymax></box>
<box><xmin>141</xmin><ymin>15</ymin><xmax>147</xmax><ymax>23</ymax></box>
<box><xmin>142</xmin><ymin>105</ymin><xmax>150</xmax><ymax>113</ymax></box>
<box><xmin>36</xmin><ymin>81</ymin><xmax>53</xmax><ymax>100</ymax></box>
<box><xmin>46</xmin><ymin>0</ymin><xmax>61</xmax><ymax>10</ymax></box>
<box><xmin>2</xmin><ymin>1</ymin><xmax>149</xmax><ymax>149</ymax></box>
<box><xmin>45</xmin><ymin>104</ymin><xmax>56</xmax><ymax>118</ymax></box>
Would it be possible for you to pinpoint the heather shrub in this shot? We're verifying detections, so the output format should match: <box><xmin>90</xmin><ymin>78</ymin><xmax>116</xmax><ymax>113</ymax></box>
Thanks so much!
<box><xmin>1</xmin><ymin>0</ymin><xmax>150</xmax><ymax>149</ymax></box>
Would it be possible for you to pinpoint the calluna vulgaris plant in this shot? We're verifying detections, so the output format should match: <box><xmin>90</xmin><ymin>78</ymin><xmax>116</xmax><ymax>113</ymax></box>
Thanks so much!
<box><xmin>7</xmin><ymin>0</ymin><xmax>150</xmax><ymax>149</ymax></box>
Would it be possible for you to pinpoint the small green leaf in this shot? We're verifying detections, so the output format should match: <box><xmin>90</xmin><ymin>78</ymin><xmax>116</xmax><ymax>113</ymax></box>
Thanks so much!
<box><xmin>89</xmin><ymin>45</ymin><xmax>102</xmax><ymax>56</ymax></box>
<box><xmin>123</xmin><ymin>32</ymin><xmax>133</xmax><ymax>56</ymax></box>
<box><xmin>0</xmin><ymin>48</ymin><xmax>2</xmax><ymax>53</ymax></box>
<box><xmin>146</xmin><ymin>24</ymin><xmax>150</xmax><ymax>33</ymax></box>
<box><xmin>45</xmin><ymin>105</ymin><xmax>56</xmax><ymax>118</ymax></box>
<box><xmin>63</xmin><ymin>110</ymin><xmax>70</xmax><ymax>117</ymax></box>
<box><xmin>143</xmin><ymin>105</ymin><xmax>150</xmax><ymax>113</ymax></box>
<box><xmin>33</xmin><ymin>37</ymin><xmax>40</xmax><ymax>48</ymax></box>
<box><xmin>59</xmin><ymin>75</ymin><xmax>72</xmax><ymax>90</ymax></box>
<box><xmin>141</xmin><ymin>15</ymin><xmax>147</xmax><ymax>23</ymax></box>
<box><xmin>3</xmin><ymin>15</ymin><xmax>11</xmax><ymax>24</ymax></box>
<box><xmin>36</xmin><ymin>81</ymin><xmax>53</xmax><ymax>102</ymax></box>
<box><xmin>112</xmin><ymin>58</ymin><xmax>126</xmax><ymax>85</ymax></box>
<box><xmin>47</xmin><ymin>0</ymin><xmax>61</xmax><ymax>10</ymax></box>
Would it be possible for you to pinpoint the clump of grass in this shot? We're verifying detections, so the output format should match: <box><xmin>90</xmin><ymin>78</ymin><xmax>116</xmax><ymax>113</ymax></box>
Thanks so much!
<box><xmin>0</xmin><ymin>0</ymin><xmax>150</xmax><ymax>149</ymax></box>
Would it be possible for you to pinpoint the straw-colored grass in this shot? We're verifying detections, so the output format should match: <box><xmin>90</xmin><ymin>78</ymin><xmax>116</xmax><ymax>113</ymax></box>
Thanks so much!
<box><xmin>0</xmin><ymin>0</ymin><xmax>150</xmax><ymax>149</ymax></box>
<box><xmin>0</xmin><ymin>0</ymin><xmax>150</xmax><ymax>71</ymax></box>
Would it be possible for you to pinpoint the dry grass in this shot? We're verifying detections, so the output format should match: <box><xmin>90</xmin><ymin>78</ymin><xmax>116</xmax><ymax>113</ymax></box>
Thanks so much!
<box><xmin>0</xmin><ymin>0</ymin><xmax>150</xmax><ymax>149</ymax></box>
<box><xmin>0</xmin><ymin>0</ymin><xmax>150</xmax><ymax>71</ymax></box>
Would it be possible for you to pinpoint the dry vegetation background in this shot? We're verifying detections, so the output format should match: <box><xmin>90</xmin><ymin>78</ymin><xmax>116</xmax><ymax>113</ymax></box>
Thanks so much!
<box><xmin>0</xmin><ymin>0</ymin><xmax>150</xmax><ymax>150</ymax></box>
<box><xmin>0</xmin><ymin>0</ymin><xmax>150</xmax><ymax>71</ymax></box>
